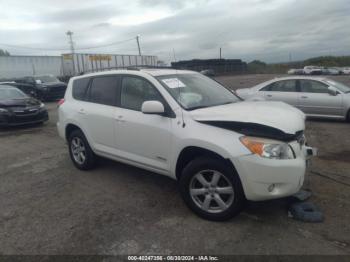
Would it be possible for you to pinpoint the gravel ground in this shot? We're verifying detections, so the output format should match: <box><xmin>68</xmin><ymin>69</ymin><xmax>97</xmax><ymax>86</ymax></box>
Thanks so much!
<box><xmin>0</xmin><ymin>74</ymin><xmax>349</xmax><ymax>255</ymax></box>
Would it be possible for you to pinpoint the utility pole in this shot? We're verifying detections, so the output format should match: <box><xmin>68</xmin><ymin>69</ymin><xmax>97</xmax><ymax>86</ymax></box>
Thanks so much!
<box><xmin>66</xmin><ymin>31</ymin><xmax>75</xmax><ymax>54</ymax></box>
<box><xmin>289</xmin><ymin>52</ymin><xmax>292</xmax><ymax>63</ymax></box>
<box><xmin>173</xmin><ymin>48</ymin><xmax>177</xmax><ymax>63</ymax></box>
<box><xmin>220</xmin><ymin>47</ymin><xmax>222</xmax><ymax>59</ymax></box>
<box><xmin>136</xmin><ymin>35</ymin><xmax>142</xmax><ymax>56</ymax></box>
<box><xmin>66</xmin><ymin>31</ymin><xmax>76</xmax><ymax>75</ymax></box>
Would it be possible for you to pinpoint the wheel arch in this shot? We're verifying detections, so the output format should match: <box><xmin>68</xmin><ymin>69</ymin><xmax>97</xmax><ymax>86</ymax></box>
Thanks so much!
<box><xmin>175</xmin><ymin>146</ymin><xmax>237</xmax><ymax>180</ymax></box>
<box><xmin>65</xmin><ymin>123</ymin><xmax>83</xmax><ymax>141</ymax></box>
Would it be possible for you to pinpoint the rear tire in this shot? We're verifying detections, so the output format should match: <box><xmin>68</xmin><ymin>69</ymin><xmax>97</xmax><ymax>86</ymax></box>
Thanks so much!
<box><xmin>68</xmin><ymin>129</ymin><xmax>96</xmax><ymax>170</ymax></box>
<box><xmin>179</xmin><ymin>157</ymin><xmax>246</xmax><ymax>221</ymax></box>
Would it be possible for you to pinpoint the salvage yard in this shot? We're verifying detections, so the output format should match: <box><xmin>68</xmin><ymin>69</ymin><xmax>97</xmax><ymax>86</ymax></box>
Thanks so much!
<box><xmin>1</xmin><ymin>74</ymin><xmax>350</xmax><ymax>255</ymax></box>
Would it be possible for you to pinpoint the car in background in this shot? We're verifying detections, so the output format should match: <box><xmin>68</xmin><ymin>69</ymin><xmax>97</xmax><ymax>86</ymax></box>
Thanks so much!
<box><xmin>200</xmin><ymin>69</ymin><xmax>215</xmax><ymax>77</ymax></box>
<box><xmin>236</xmin><ymin>76</ymin><xmax>350</xmax><ymax>122</ymax></box>
<box><xmin>15</xmin><ymin>75</ymin><xmax>67</xmax><ymax>101</ymax></box>
<box><xmin>322</xmin><ymin>67</ymin><xmax>342</xmax><ymax>75</ymax></box>
<box><xmin>288</xmin><ymin>69</ymin><xmax>304</xmax><ymax>75</ymax></box>
<box><xmin>0</xmin><ymin>85</ymin><xmax>48</xmax><ymax>127</ymax></box>
<box><xmin>341</xmin><ymin>67</ymin><xmax>350</xmax><ymax>75</ymax></box>
<box><xmin>303</xmin><ymin>66</ymin><xmax>323</xmax><ymax>75</ymax></box>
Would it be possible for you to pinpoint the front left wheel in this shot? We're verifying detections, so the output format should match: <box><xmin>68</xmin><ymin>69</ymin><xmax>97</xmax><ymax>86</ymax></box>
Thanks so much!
<box><xmin>179</xmin><ymin>157</ymin><xmax>246</xmax><ymax>221</ymax></box>
<box><xmin>68</xmin><ymin>129</ymin><xmax>96</xmax><ymax>170</ymax></box>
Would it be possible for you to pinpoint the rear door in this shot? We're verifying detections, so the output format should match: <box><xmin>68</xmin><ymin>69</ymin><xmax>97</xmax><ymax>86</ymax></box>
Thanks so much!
<box><xmin>261</xmin><ymin>80</ymin><xmax>298</xmax><ymax>107</ymax></box>
<box><xmin>81</xmin><ymin>75</ymin><xmax>120</xmax><ymax>152</ymax></box>
<box><xmin>298</xmin><ymin>79</ymin><xmax>343</xmax><ymax>116</ymax></box>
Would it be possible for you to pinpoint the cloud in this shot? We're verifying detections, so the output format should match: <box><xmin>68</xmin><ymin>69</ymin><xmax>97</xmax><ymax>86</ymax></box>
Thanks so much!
<box><xmin>0</xmin><ymin>0</ymin><xmax>349</xmax><ymax>63</ymax></box>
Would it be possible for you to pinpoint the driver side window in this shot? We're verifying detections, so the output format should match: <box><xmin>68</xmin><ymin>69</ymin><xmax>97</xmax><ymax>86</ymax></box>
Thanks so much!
<box><xmin>121</xmin><ymin>76</ymin><xmax>164</xmax><ymax>111</ymax></box>
<box><xmin>263</xmin><ymin>80</ymin><xmax>297</xmax><ymax>92</ymax></box>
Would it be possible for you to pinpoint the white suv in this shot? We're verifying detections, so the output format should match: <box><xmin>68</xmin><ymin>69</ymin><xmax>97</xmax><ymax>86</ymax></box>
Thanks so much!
<box><xmin>57</xmin><ymin>69</ymin><xmax>316</xmax><ymax>221</ymax></box>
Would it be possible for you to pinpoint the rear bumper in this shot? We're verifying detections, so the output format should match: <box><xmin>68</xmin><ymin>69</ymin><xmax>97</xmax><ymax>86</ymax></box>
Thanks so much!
<box><xmin>232</xmin><ymin>144</ymin><xmax>317</xmax><ymax>201</ymax></box>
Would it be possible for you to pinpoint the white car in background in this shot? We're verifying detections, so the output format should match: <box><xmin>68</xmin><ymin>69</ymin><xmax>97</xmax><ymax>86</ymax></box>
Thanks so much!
<box><xmin>236</xmin><ymin>76</ymin><xmax>350</xmax><ymax>121</ymax></box>
<box><xmin>57</xmin><ymin>69</ymin><xmax>316</xmax><ymax>221</ymax></box>
<box><xmin>303</xmin><ymin>66</ymin><xmax>323</xmax><ymax>75</ymax></box>
<box><xmin>341</xmin><ymin>67</ymin><xmax>350</xmax><ymax>75</ymax></box>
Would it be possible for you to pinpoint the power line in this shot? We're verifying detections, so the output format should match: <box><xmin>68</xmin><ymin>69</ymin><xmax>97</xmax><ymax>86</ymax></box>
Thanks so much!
<box><xmin>0</xmin><ymin>37</ymin><xmax>136</xmax><ymax>51</ymax></box>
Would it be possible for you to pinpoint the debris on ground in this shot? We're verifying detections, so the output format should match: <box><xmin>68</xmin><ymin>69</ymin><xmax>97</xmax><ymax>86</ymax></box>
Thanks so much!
<box><xmin>291</xmin><ymin>189</ymin><xmax>312</xmax><ymax>202</ymax></box>
<box><xmin>288</xmin><ymin>202</ymin><xmax>324</xmax><ymax>223</ymax></box>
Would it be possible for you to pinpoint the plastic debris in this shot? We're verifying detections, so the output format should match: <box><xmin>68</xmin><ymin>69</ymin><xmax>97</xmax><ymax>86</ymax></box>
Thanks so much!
<box><xmin>292</xmin><ymin>190</ymin><xmax>312</xmax><ymax>202</ymax></box>
<box><xmin>288</xmin><ymin>202</ymin><xmax>324</xmax><ymax>223</ymax></box>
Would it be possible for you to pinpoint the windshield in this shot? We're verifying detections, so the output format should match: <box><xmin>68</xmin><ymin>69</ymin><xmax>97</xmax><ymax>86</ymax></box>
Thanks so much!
<box><xmin>35</xmin><ymin>75</ymin><xmax>59</xmax><ymax>83</ymax></box>
<box><xmin>157</xmin><ymin>73</ymin><xmax>240</xmax><ymax>110</ymax></box>
<box><xmin>0</xmin><ymin>87</ymin><xmax>27</xmax><ymax>100</ymax></box>
<box><xmin>325</xmin><ymin>80</ymin><xmax>350</xmax><ymax>93</ymax></box>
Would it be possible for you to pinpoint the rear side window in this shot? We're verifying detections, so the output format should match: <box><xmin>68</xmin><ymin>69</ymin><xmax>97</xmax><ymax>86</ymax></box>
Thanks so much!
<box><xmin>89</xmin><ymin>76</ymin><xmax>118</xmax><ymax>106</ymax></box>
<box><xmin>72</xmin><ymin>78</ymin><xmax>90</xmax><ymax>101</ymax></box>
<box><xmin>300</xmin><ymin>80</ymin><xmax>329</xmax><ymax>93</ymax></box>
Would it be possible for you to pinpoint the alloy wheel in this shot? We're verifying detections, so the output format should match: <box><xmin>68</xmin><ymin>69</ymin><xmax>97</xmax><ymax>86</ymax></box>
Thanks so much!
<box><xmin>71</xmin><ymin>137</ymin><xmax>86</xmax><ymax>165</ymax></box>
<box><xmin>189</xmin><ymin>170</ymin><xmax>235</xmax><ymax>213</ymax></box>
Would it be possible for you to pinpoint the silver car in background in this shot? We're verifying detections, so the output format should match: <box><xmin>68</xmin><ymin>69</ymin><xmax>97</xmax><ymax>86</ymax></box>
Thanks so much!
<box><xmin>236</xmin><ymin>76</ymin><xmax>350</xmax><ymax>122</ymax></box>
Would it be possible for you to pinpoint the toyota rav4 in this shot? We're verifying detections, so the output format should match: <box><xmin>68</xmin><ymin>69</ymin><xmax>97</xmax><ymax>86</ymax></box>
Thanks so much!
<box><xmin>57</xmin><ymin>69</ymin><xmax>316</xmax><ymax>221</ymax></box>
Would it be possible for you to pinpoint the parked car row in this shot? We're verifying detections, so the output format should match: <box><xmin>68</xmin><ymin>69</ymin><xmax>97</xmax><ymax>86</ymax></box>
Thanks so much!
<box><xmin>288</xmin><ymin>66</ymin><xmax>350</xmax><ymax>75</ymax></box>
<box><xmin>5</xmin><ymin>68</ymin><xmax>349</xmax><ymax>221</ymax></box>
<box><xmin>0</xmin><ymin>74</ymin><xmax>67</xmax><ymax>102</ymax></box>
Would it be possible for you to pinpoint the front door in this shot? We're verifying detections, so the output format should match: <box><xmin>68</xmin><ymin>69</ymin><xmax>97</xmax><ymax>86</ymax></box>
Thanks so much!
<box><xmin>114</xmin><ymin>75</ymin><xmax>174</xmax><ymax>172</ymax></box>
<box><xmin>298</xmin><ymin>79</ymin><xmax>343</xmax><ymax>117</ymax></box>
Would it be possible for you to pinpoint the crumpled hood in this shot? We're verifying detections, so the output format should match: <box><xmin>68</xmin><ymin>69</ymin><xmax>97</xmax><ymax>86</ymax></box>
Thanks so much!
<box><xmin>190</xmin><ymin>101</ymin><xmax>305</xmax><ymax>134</ymax></box>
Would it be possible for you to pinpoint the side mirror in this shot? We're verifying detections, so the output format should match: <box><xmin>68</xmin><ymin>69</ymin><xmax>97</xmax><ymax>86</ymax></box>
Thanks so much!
<box><xmin>327</xmin><ymin>86</ymin><xmax>338</xmax><ymax>96</ymax></box>
<box><xmin>141</xmin><ymin>101</ymin><xmax>165</xmax><ymax>115</ymax></box>
<box><xmin>35</xmin><ymin>79</ymin><xmax>42</xmax><ymax>84</ymax></box>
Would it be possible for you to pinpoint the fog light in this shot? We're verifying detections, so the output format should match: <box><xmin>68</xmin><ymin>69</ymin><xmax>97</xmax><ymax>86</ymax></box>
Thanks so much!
<box><xmin>268</xmin><ymin>184</ymin><xmax>275</xmax><ymax>192</ymax></box>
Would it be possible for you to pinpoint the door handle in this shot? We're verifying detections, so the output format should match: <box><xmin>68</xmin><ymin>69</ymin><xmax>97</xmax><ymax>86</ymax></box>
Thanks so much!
<box><xmin>78</xmin><ymin>109</ymin><xmax>86</xmax><ymax>115</ymax></box>
<box><xmin>267</xmin><ymin>94</ymin><xmax>273</xmax><ymax>97</ymax></box>
<box><xmin>301</xmin><ymin>96</ymin><xmax>308</xmax><ymax>99</ymax></box>
<box><xmin>115</xmin><ymin>115</ymin><xmax>126</xmax><ymax>123</ymax></box>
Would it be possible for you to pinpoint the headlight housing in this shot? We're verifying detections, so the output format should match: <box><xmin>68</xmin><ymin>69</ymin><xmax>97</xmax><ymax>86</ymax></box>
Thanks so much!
<box><xmin>240</xmin><ymin>136</ymin><xmax>295</xmax><ymax>160</ymax></box>
<box><xmin>39</xmin><ymin>102</ymin><xmax>45</xmax><ymax>108</ymax></box>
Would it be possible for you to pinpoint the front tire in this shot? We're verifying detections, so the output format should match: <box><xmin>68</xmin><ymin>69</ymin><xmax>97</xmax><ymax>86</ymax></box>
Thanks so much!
<box><xmin>179</xmin><ymin>157</ymin><xmax>246</xmax><ymax>221</ymax></box>
<box><xmin>68</xmin><ymin>130</ymin><xmax>96</xmax><ymax>170</ymax></box>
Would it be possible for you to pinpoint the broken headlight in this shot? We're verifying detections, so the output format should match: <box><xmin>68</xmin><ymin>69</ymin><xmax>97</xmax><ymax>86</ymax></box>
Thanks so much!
<box><xmin>240</xmin><ymin>136</ymin><xmax>295</xmax><ymax>160</ymax></box>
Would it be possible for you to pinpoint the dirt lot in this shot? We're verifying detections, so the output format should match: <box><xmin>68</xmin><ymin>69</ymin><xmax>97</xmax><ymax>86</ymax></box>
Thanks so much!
<box><xmin>1</xmin><ymin>74</ymin><xmax>350</xmax><ymax>255</ymax></box>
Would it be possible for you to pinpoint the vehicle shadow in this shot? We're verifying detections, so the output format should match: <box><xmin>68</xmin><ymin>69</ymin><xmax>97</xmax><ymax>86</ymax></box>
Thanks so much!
<box><xmin>97</xmin><ymin>157</ymin><xmax>295</xmax><ymax>222</ymax></box>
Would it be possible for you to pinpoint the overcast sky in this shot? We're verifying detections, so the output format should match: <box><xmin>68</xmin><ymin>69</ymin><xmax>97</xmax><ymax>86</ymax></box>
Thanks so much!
<box><xmin>0</xmin><ymin>0</ymin><xmax>349</xmax><ymax>64</ymax></box>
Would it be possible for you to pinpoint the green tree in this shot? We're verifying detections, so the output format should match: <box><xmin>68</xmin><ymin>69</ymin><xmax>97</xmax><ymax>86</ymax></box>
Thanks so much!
<box><xmin>0</xmin><ymin>49</ymin><xmax>10</xmax><ymax>56</ymax></box>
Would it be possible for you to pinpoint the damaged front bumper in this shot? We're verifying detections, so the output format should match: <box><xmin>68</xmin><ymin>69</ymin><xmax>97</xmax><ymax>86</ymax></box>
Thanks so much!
<box><xmin>232</xmin><ymin>142</ymin><xmax>317</xmax><ymax>201</ymax></box>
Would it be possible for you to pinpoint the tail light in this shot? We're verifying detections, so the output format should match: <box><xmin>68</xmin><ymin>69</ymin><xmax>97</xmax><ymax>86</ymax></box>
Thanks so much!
<box><xmin>57</xmin><ymin>98</ymin><xmax>65</xmax><ymax>107</ymax></box>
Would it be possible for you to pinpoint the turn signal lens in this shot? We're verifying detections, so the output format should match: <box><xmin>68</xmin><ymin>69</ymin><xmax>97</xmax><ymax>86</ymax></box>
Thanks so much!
<box><xmin>240</xmin><ymin>137</ymin><xmax>264</xmax><ymax>156</ymax></box>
